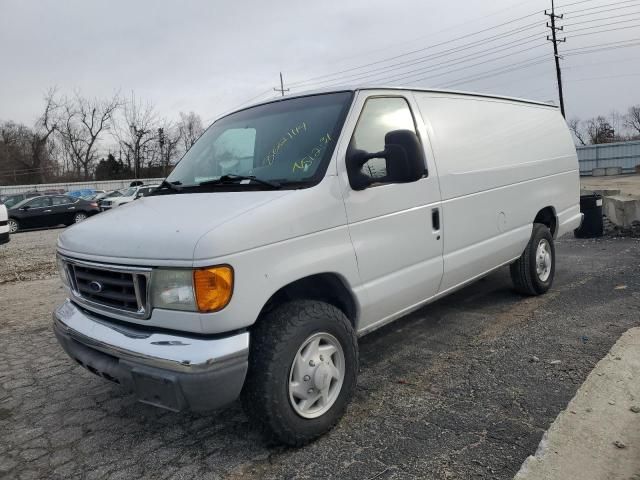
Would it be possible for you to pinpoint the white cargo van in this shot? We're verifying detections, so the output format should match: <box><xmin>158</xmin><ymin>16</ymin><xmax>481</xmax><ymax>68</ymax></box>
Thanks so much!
<box><xmin>53</xmin><ymin>87</ymin><xmax>581</xmax><ymax>445</ymax></box>
<box><xmin>0</xmin><ymin>202</ymin><xmax>9</xmax><ymax>244</ymax></box>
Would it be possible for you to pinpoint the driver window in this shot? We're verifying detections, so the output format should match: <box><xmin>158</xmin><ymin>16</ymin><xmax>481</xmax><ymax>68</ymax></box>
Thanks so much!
<box><xmin>351</xmin><ymin>97</ymin><xmax>416</xmax><ymax>180</ymax></box>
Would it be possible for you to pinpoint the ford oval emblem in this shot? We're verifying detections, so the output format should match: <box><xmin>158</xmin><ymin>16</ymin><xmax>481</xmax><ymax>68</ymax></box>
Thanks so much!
<box><xmin>88</xmin><ymin>281</ymin><xmax>103</xmax><ymax>293</ymax></box>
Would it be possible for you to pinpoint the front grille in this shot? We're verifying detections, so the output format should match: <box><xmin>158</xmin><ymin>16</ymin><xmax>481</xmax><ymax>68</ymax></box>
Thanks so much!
<box><xmin>61</xmin><ymin>257</ymin><xmax>151</xmax><ymax>319</ymax></box>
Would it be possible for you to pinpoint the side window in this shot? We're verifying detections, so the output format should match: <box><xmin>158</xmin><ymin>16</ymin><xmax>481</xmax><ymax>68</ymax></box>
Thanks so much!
<box><xmin>25</xmin><ymin>197</ymin><xmax>51</xmax><ymax>208</ymax></box>
<box><xmin>351</xmin><ymin>97</ymin><xmax>417</xmax><ymax>180</ymax></box>
<box><xmin>51</xmin><ymin>196</ymin><xmax>70</xmax><ymax>206</ymax></box>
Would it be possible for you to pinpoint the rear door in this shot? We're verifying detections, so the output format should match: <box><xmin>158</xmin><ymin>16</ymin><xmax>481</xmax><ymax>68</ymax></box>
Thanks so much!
<box><xmin>337</xmin><ymin>91</ymin><xmax>443</xmax><ymax>332</ymax></box>
<box><xmin>50</xmin><ymin>196</ymin><xmax>77</xmax><ymax>225</ymax></box>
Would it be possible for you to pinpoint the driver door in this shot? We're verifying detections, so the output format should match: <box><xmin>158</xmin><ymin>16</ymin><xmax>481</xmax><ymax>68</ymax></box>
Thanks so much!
<box><xmin>338</xmin><ymin>93</ymin><xmax>443</xmax><ymax>332</ymax></box>
<box><xmin>19</xmin><ymin>197</ymin><xmax>53</xmax><ymax>228</ymax></box>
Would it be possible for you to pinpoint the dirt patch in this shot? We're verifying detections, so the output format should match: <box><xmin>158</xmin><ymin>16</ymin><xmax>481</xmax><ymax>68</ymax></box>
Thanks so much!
<box><xmin>0</xmin><ymin>228</ymin><xmax>61</xmax><ymax>284</ymax></box>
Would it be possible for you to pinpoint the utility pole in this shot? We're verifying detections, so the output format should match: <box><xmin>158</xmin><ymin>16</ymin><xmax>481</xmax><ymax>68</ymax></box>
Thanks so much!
<box><xmin>273</xmin><ymin>72</ymin><xmax>290</xmax><ymax>97</ymax></box>
<box><xmin>546</xmin><ymin>0</ymin><xmax>566</xmax><ymax>118</ymax></box>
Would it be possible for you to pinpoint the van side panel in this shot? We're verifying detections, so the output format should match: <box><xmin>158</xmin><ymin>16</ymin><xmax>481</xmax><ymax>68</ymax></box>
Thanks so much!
<box><xmin>414</xmin><ymin>93</ymin><xmax>580</xmax><ymax>292</ymax></box>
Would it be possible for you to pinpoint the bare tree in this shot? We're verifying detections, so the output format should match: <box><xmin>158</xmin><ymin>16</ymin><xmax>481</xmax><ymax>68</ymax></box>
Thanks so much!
<box><xmin>625</xmin><ymin>105</ymin><xmax>640</xmax><ymax>138</ymax></box>
<box><xmin>567</xmin><ymin>117</ymin><xmax>587</xmax><ymax>146</ymax></box>
<box><xmin>156</xmin><ymin>122</ymin><xmax>181</xmax><ymax>175</ymax></box>
<box><xmin>585</xmin><ymin>116</ymin><xmax>616</xmax><ymax>145</ymax></box>
<box><xmin>115</xmin><ymin>93</ymin><xmax>158</xmax><ymax>178</ymax></box>
<box><xmin>177</xmin><ymin>111</ymin><xmax>204</xmax><ymax>153</ymax></box>
<box><xmin>0</xmin><ymin>89</ymin><xmax>59</xmax><ymax>184</ymax></box>
<box><xmin>56</xmin><ymin>92</ymin><xmax>121</xmax><ymax>179</ymax></box>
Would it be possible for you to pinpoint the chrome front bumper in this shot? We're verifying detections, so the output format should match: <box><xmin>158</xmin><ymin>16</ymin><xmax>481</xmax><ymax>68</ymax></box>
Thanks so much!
<box><xmin>53</xmin><ymin>299</ymin><xmax>249</xmax><ymax>411</ymax></box>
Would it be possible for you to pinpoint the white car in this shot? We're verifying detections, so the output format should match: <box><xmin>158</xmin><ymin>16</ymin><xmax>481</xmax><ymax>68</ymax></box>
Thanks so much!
<box><xmin>53</xmin><ymin>86</ymin><xmax>581</xmax><ymax>446</ymax></box>
<box><xmin>99</xmin><ymin>185</ymin><xmax>159</xmax><ymax>210</ymax></box>
<box><xmin>0</xmin><ymin>202</ymin><xmax>9</xmax><ymax>244</ymax></box>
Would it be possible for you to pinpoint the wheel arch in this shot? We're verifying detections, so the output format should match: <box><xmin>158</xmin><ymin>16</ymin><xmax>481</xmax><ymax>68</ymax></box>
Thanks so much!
<box><xmin>534</xmin><ymin>206</ymin><xmax>558</xmax><ymax>238</ymax></box>
<box><xmin>256</xmin><ymin>272</ymin><xmax>359</xmax><ymax>330</ymax></box>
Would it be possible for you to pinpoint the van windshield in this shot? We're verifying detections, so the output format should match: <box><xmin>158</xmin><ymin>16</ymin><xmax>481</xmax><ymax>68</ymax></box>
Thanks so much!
<box><xmin>165</xmin><ymin>92</ymin><xmax>353</xmax><ymax>189</ymax></box>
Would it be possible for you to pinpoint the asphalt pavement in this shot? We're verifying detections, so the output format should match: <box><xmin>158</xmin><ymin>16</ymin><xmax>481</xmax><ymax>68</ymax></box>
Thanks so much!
<box><xmin>0</xmin><ymin>234</ymin><xmax>639</xmax><ymax>479</ymax></box>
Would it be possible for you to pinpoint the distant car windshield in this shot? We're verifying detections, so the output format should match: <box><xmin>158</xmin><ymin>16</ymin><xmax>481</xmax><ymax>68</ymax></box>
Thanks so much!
<box><xmin>122</xmin><ymin>187</ymin><xmax>137</xmax><ymax>197</ymax></box>
<box><xmin>165</xmin><ymin>92</ymin><xmax>353</xmax><ymax>188</ymax></box>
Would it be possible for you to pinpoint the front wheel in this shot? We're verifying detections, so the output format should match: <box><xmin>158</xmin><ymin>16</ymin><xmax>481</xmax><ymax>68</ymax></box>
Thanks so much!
<box><xmin>510</xmin><ymin>223</ymin><xmax>555</xmax><ymax>295</ymax></box>
<box><xmin>7</xmin><ymin>218</ymin><xmax>19</xmax><ymax>233</ymax></box>
<box><xmin>242</xmin><ymin>300</ymin><xmax>358</xmax><ymax>446</ymax></box>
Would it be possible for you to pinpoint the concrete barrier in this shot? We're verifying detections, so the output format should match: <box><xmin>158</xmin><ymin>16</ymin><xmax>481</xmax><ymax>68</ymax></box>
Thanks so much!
<box><xmin>605</xmin><ymin>167</ymin><xmax>623</xmax><ymax>176</ymax></box>
<box><xmin>603</xmin><ymin>195</ymin><xmax>640</xmax><ymax>228</ymax></box>
<box><xmin>592</xmin><ymin>168</ymin><xmax>606</xmax><ymax>177</ymax></box>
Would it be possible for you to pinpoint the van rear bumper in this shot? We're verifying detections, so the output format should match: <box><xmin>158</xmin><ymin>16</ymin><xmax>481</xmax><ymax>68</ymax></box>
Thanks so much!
<box><xmin>53</xmin><ymin>300</ymin><xmax>249</xmax><ymax>412</ymax></box>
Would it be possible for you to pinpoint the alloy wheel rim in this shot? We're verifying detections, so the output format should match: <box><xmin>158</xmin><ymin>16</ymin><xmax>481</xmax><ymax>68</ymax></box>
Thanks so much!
<box><xmin>75</xmin><ymin>213</ymin><xmax>87</xmax><ymax>223</ymax></box>
<box><xmin>536</xmin><ymin>239</ymin><xmax>552</xmax><ymax>282</ymax></box>
<box><xmin>8</xmin><ymin>220</ymin><xmax>17</xmax><ymax>233</ymax></box>
<box><xmin>288</xmin><ymin>332</ymin><xmax>345</xmax><ymax>419</ymax></box>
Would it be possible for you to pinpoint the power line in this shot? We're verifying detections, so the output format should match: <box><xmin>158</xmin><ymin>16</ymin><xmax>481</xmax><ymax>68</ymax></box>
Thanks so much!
<box><xmin>358</xmin><ymin>40</ymin><xmax>549</xmax><ymax>87</ymax></box>
<box><xmin>309</xmin><ymin>32</ymin><xmax>547</xmax><ymax>89</ymax></box>
<box><xmin>565</xmin><ymin>23</ymin><xmax>640</xmax><ymax>37</ymax></box>
<box><xmin>563</xmin><ymin>10</ymin><xmax>640</xmax><ymax>25</ymax></box>
<box><xmin>437</xmin><ymin>55</ymin><xmax>552</xmax><ymax>89</ymax></box>
<box><xmin>564</xmin><ymin>38</ymin><xmax>640</xmax><ymax>55</ymax></box>
<box><xmin>564</xmin><ymin>15</ymin><xmax>640</xmax><ymax>31</ymax></box>
<box><xmin>291</xmin><ymin>1</ymin><xmax>636</xmax><ymax>91</ymax></box>
<box><xmin>283</xmin><ymin>0</ymin><xmax>541</xmax><ymax>77</ymax></box>
<box><xmin>563</xmin><ymin>0</ymin><xmax>640</xmax><ymax>18</ymax></box>
<box><xmin>554</xmin><ymin>0</ymin><xmax>602</xmax><ymax>9</ymax></box>
<box><xmin>558</xmin><ymin>0</ymin><xmax>640</xmax><ymax>15</ymax></box>
<box><xmin>286</xmin><ymin>12</ymin><xmax>544</xmax><ymax>88</ymax></box>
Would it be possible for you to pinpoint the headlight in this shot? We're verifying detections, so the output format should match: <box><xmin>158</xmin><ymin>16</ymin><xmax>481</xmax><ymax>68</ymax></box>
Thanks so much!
<box><xmin>151</xmin><ymin>266</ymin><xmax>233</xmax><ymax>312</ymax></box>
<box><xmin>56</xmin><ymin>256</ymin><xmax>70</xmax><ymax>288</ymax></box>
<box><xmin>151</xmin><ymin>269</ymin><xmax>196</xmax><ymax>311</ymax></box>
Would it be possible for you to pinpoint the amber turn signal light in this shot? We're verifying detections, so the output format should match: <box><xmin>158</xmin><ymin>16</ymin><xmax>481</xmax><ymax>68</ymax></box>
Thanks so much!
<box><xmin>193</xmin><ymin>266</ymin><xmax>234</xmax><ymax>312</ymax></box>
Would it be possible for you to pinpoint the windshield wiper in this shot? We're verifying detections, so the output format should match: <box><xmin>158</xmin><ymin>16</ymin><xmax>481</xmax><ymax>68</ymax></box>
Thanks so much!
<box><xmin>199</xmin><ymin>174</ymin><xmax>281</xmax><ymax>189</ymax></box>
<box><xmin>150</xmin><ymin>180</ymin><xmax>183</xmax><ymax>195</ymax></box>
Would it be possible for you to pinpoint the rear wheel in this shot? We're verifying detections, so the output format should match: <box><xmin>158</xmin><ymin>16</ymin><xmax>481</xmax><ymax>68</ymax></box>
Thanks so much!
<box><xmin>73</xmin><ymin>212</ymin><xmax>87</xmax><ymax>223</ymax></box>
<box><xmin>510</xmin><ymin>223</ymin><xmax>555</xmax><ymax>295</ymax></box>
<box><xmin>7</xmin><ymin>218</ymin><xmax>18</xmax><ymax>233</ymax></box>
<box><xmin>242</xmin><ymin>300</ymin><xmax>358</xmax><ymax>446</ymax></box>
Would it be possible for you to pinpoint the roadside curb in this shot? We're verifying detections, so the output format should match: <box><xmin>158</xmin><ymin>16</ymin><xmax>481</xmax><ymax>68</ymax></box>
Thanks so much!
<box><xmin>514</xmin><ymin>327</ymin><xmax>640</xmax><ymax>480</ymax></box>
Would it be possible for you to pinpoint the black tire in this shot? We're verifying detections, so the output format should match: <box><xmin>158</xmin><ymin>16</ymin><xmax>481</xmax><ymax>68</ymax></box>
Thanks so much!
<box><xmin>510</xmin><ymin>223</ymin><xmax>555</xmax><ymax>295</ymax></box>
<box><xmin>241</xmin><ymin>300</ymin><xmax>358</xmax><ymax>446</ymax></box>
<box><xmin>7</xmin><ymin>218</ymin><xmax>19</xmax><ymax>234</ymax></box>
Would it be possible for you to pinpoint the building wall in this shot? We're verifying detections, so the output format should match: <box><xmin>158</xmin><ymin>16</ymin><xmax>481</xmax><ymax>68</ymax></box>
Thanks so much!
<box><xmin>577</xmin><ymin>140</ymin><xmax>640</xmax><ymax>175</ymax></box>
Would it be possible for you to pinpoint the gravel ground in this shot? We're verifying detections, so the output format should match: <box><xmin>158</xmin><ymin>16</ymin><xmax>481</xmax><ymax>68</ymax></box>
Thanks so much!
<box><xmin>0</xmin><ymin>228</ymin><xmax>61</xmax><ymax>284</ymax></box>
<box><xmin>0</xmin><ymin>233</ymin><xmax>639</xmax><ymax>479</ymax></box>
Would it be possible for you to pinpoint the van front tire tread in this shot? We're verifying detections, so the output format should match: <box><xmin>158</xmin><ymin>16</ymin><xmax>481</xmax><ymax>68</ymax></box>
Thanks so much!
<box><xmin>241</xmin><ymin>299</ymin><xmax>358</xmax><ymax>447</ymax></box>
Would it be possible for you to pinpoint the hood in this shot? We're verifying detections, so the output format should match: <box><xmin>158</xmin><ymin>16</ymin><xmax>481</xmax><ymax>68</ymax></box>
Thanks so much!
<box><xmin>57</xmin><ymin>191</ymin><xmax>293</xmax><ymax>264</ymax></box>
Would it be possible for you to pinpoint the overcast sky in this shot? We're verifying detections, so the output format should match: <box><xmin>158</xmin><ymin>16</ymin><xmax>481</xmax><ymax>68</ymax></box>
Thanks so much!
<box><xmin>1</xmin><ymin>0</ymin><xmax>638</xmax><ymax>128</ymax></box>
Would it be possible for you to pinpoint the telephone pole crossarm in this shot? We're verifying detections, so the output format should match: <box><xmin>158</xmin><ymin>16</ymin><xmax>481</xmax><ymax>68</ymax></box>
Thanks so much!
<box><xmin>274</xmin><ymin>72</ymin><xmax>290</xmax><ymax>97</ymax></box>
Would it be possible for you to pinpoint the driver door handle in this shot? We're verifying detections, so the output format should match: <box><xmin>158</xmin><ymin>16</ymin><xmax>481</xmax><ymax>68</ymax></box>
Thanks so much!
<box><xmin>432</xmin><ymin>208</ymin><xmax>440</xmax><ymax>231</ymax></box>
<box><xmin>44</xmin><ymin>209</ymin><xmax>52</xmax><ymax>213</ymax></box>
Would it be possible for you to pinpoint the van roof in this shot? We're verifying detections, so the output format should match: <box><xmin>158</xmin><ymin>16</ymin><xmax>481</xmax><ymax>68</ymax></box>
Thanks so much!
<box><xmin>244</xmin><ymin>85</ymin><xmax>557</xmax><ymax>111</ymax></box>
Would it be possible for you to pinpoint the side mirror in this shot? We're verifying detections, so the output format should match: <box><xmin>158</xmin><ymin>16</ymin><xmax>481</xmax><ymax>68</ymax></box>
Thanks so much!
<box><xmin>346</xmin><ymin>129</ymin><xmax>426</xmax><ymax>191</ymax></box>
